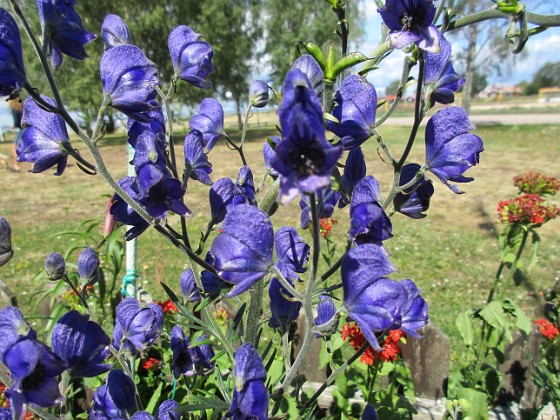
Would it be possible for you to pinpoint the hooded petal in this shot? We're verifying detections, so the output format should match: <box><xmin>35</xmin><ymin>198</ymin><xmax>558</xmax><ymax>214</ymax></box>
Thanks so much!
<box><xmin>101</xmin><ymin>14</ymin><xmax>131</xmax><ymax>49</ymax></box>
<box><xmin>0</xmin><ymin>8</ymin><xmax>26</xmax><ymax>96</ymax></box>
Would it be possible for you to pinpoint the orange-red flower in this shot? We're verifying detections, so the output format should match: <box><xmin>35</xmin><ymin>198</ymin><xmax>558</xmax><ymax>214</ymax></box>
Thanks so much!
<box><xmin>142</xmin><ymin>357</ymin><xmax>162</xmax><ymax>371</ymax></box>
<box><xmin>535</xmin><ymin>318</ymin><xmax>559</xmax><ymax>340</ymax></box>
<box><xmin>157</xmin><ymin>299</ymin><xmax>178</xmax><ymax>315</ymax></box>
<box><xmin>341</xmin><ymin>322</ymin><xmax>404</xmax><ymax>365</ymax></box>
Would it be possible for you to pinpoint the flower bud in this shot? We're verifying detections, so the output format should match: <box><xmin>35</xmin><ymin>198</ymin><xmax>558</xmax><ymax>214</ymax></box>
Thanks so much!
<box><xmin>45</xmin><ymin>252</ymin><xmax>66</xmax><ymax>281</ymax></box>
<box><xmin>249</xmin><ymin>80</ymin><xmax>269</xmax><ymax>108</ymax></box>
<box><xmin>0</xmin><ymin>217</ymin><xmax>14</xmax><ymax>267</ymax></box>
<box><xmin>78</xmin><ymin>247</ymin><xmax>100</xmax><ymax>286</ymax></box>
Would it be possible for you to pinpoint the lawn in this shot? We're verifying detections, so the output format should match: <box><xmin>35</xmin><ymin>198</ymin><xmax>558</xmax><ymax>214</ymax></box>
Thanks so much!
<box><xmin>0</xmin><ymin>121</ymin><xmax>559</xmax><ymax>344</ymax></box>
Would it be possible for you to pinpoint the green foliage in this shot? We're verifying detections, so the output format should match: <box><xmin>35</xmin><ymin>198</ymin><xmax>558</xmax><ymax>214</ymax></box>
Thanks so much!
<box><xmin>531</xmin><ymin>61</ymin><xmax>560</xmax><ymax>88</ymax></box>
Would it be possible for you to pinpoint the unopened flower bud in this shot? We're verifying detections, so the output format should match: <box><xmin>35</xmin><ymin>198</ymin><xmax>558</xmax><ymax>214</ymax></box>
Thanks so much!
<box><xmin>78</xmin><ymin>248</ymin><xmax>100</xmax><ymax>286</ymax></box>
<box><xmin>0</xmin><ymin>217</ymin><xmax>14</xmax><ymax>267</ymax></box>
<box><xmin>45</xmin><ymin>252</ymin><xmax>66</xmax><ymax>281</ymax></box>
<box><xmin>249</xmin><ymin>80</ymin><xmax>269</xmax><ymax>108</ymax></box>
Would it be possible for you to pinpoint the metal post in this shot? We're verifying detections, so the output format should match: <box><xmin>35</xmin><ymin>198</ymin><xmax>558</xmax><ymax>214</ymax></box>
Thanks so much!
<box><xmin>121</xmin><ymin>143</ymin><xmax>137</xmax><ymax>297</ymax></box>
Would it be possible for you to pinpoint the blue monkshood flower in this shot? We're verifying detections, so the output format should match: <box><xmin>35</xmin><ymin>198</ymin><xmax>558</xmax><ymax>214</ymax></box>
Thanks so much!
<box><xmin>51</xmin><ymin>310</ymin><xmax>111</xmax><ymax>378</ymax></box>
<box><xmin>127</xmin><ymin>107</ymin><xmax>166</xmax><ymax>149</ymax></box>
<box><xmin>249</xmin><ymin>80</ymin><xmax>269</xmax><ymax>108</ymax></box>
<box><xmin>0</xmin><ymin>217</ymin><xmax>13</xmax><ymax>267</ymax></box>
<box><xmin>292</xmin><ymin>54</ymin><xmax>324</xmax><ymax>98</ymax></box>
<box><xmin>299</xmin><ymin>186</ymin><xmax>339</xmax><ymax>229</ymax></box>
<box><xmin>226</xmin><ymin>343</ymin><xmax>268</xmax><ymax>420</ymax></box>
<box><xmin>100</xmin><ymin>45</ymin><xmax>159</xmax><ymax>121</ymax></box>
<box><xmin>209</xmin><ymin>177</ymin><xmax>247</xmax><ymax>224</ymax></box>
<box><xmin>272</xmin><ymin>69</ymin><xmax>342</xmax><ymax>204</ymax></box>
<box><xmin>193</xmin><ymin>335</ymin><xmax>215</xmax><ymax>370</ymax></box>
<box><xmin>339</xmin><ymin>147</ymin><xmax>367</xmax><ymax>208</ymax></box>
<box><xmin>268</xmin><ymin>274</ymin><xmax>301</xmax><ymax>333</ymax></box>
<box><xmin>362</xmin><ymin>403</ymin><xmax>379</xmax><ymax>420</ymax></box>
<box><xmin>341</xmin><ymin>244</ymin><xmax>407</xmax><ymax>350</ymax></box>
<box><xmin>170</xmin><ymin>326</ymin><xmax>214</xmax><ymax>379</ymax></box>
<box><xmin>378</xmin><ymin>0</ymin><xmax>441</xmax><ymax>53</ymax></box>
<box><xmin>134</xmin><ymin>131</ymin><xmax>191</xmax><ymax>219</ymax></box>
<box><xmin>113</xmin><ymin>298</ymin><xmax>164</xmax><ymax>354</ymax></box>
<box><xmin>157</xmin><ymin>400</ymin><xmax>180</xmax><ymax>420</ymax></box>
<box><xmin>210</xmin><ymin>205</ymin><xmax>274</xmax><ymax>297</ymax></box>
<box><xmin>168</xmin><ymin>25</ymin><xmax>214</xmax><ymax>88</ymax></box>
<box><xmin>237</xmin><ymin>166</ymin><xmax>256</xmax><ymax>205</ymax></box>
<box><xmin>0</xmin><ymin>306</ymin><xmax>37</xmax><ymax>362</ymax></box>
<box><xmin>3</xmin><ymin>338</ymin><xmax>66</xmax><ymax>414</ymax></box>
<box><xmin>37</xmin><ymin>0</ymin><xmax>96</xmax><ymax>69</ymax></box>
<box><xmin>0</xmin><ymin>408</ymin><xmax>11</xmax><ymax>419</ymax></box>
<box><xmin>184</xmin><ymin>129</ymin><xmax>213</xmax><ymax>185</ymax></box>
<box><xmin>275</xmin><ymin>226</ymin><xmax>310</xmax><ymax>274</ymax></box>
<box><xmin>200</xmin><ymin>253</ymin><xmax>227</xmax><ymax>295</ymax></box>
<box><xmin>314</xmin><ymin>294</ymin><xmax>338</xmax><ymax>335</ymax></box>
<box><xmin>400</xmin><ymin>279</ymin><xmax>429</xmax><ymax>337</ymax></box>
<box><xmin>189</xmin><ymin>98</ymin><xmax>224</xmax><ymax>152</ymax></box>
<box><xmin>424</xmin><ymin>36</ymin><xmax>465</xmax><ymax>106</ymax></box>
<box><xmin>101</xmin><ymin>14</ymin><xmax>132</xmax><ymax>49</ymax></box>
<box><xmin>180</xmin><ymin>269</ymin><xmax>202</xmax><ymax>302</ymax></box>
<box><xmin>327</xmin><ymin>75</ymin><xmax>377</xmax><ymax>150</ymax></box>
<box><xmin>424</xmin><ymin>106</ymin><xmax>484</xmax><ymax>194</ymax></box>
<box><xmin>393</xmin><ymin>163</ymin><xmax>434</xmax><ymax>218</ymax></box>
<box><xmin>17</xmin><ymin>96</ymin><xmax>71</xmax><ymax>175</ymax></box>
<box><xmin>90</xmin><ymin>369</ymin><xmax>137</xmax><ymax>419</ymax></box>
<box><xmin>0</xmin><ymin>8</ymin><xmax>26</xmax><ymax>97</ymax></box>
<box><xmin>110</xmin><ymin>176</ymin><xmax>150</xmax><ymax>240</ymax></box>
<box><xmin>349</xmin><ymin>176</ymin><xmax>392</xmax><ymax>244</ymax></box>
<box><xmin>45</xmin><ymin>252</ymin><xmax>66</xmax><ymax>281</ymax></box>
<box><xmin>77</xmin><ymin>247</ymin><xmax>100</xmax><ymax>286</ymax></box>
<box><xmin>263</xmin><ymin>136</ymin><xmax>281</xmax><ymax>179</ymax></box>
<box><xmin>131</xmin><ymin>412</ymin><xmax>156</xmax><ymax>420</ymax></box>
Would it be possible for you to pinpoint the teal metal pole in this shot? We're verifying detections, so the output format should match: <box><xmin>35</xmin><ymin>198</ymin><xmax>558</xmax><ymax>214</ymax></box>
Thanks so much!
<box><xmin>121</xmin><ymin>143</ymin><xmax>137</xmax><ymax>297</ymax></box>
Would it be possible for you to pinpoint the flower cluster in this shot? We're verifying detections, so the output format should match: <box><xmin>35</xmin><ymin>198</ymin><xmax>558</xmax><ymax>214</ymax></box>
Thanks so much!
<box><xmin>513</xmin><ymin>172</ymin><xmax>560</xmax><ymax>196</ymax></box>
<box><xmin>157</xmin><ymin>299</ymin><xmax>179</xmax><ymax>315</ymax></box>
<box><xmin>534</xmin><ymin>318</ymin><xmax>559</xmax><ymax>340</ymax></box>
<box><xmin>497</xmin><ymin>194</ymin><xmax>560</xmax><ymax>226</ymax></box>
<box><xmin>342</xmin><ymin>322</ymin><xmax>404</xmax><ymax>365</ymax></box>
<box><xmin>319</xmin><ymin>217</ymin><xmax>337</xmax><ymax>238</ymax></box>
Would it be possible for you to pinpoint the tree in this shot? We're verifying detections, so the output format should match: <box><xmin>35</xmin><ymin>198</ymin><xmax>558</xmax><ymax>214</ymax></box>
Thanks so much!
<box><xmin>532</xmin><ymin>61</ymin><xmax>560</xmax><ymax>88</ymax></box>
<box><xmin>385</xmin><ymin>79</ymin><xmax>401</xmax><ymax>97</ymax></box>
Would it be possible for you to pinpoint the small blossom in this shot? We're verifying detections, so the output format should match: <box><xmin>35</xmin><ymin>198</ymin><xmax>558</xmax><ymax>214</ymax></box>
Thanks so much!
<box><xmin>77</xmin><ymin>247</ymin><xmax>100</xmax><ymax>286</ymax></box>
<box><xmin>513</xmin><ymin>172</ymin><xmax>560</xmax><ymax>196</ymax></box>
<box><xmin>535</xmin><ymin>318</ymin><xmax>559</xmax><ymax>339</ymax></box>
<box><xmin>424</xmin><ymin>106</ymin><xmax>483</xmax><ymax>194</ymax></box>
<box><xmin>113</xmin><ymin>298</ymin><xmax>164</xmax><ymax>354</ymax></box>
<box><xmin>263</xmin><ymin>136</ymin><xmax>281</xmax><ymax>179</ymax></box>
<box><xmin>340</xmin><ymin>147</ymin><xmax>367</xmax><ymax>207</ymax></box>
<box><xmin>319</xmin><ymin>218</ymin><xmax>337</xmax><ymax>238</ymax></box>
<box><xmin>168</xmin><ymin>25</ymin><xmax>214</xmax><ymax>89</ymax></box>
<box><xmin>268</xmin><ymin>275</ymin><xmax>301</xmax><ymax>333</ymax></box>
<box><xmin>90</xmin><ymin>370</ymin><xmax>137</xmax><ymax>419</ymax></box>
<box><xmin>37</xmin><ymin>0</ymin><xmax>96</xmax><ymax>69</ymax></box>
<box><xmin>209</xmin><ymin>177</ymin><xmax>248</xmax><ymax>224</ymax></box>
<box><xmin>170</xmin><ymin>326</ymin><xmax>214</xmax><ymax>379</ymax></box>
<box><xmin>101</xmin><ymin>14</ymin><xmax>132</xmax><ymax>49</ymax></box>
<box><xmin>180</xmin><ymin>269</ymin><xmax>202</xmax><ymax>302</ymax></box>
<box><xmin>299</xmin><ymin>186</ymin><xmax>339</xmax><ymax>230</ymax></box>
<box><xmin>127</xmin><ymin>108</ymin><xmax>166</xmax><ymax>149</ymax></box>
<box><xmin>157</xmin><ymin>299</ymin><xmax>178</xmax><ymax>315</ymax></box>
<box><xmin>237</xmin><ymin>166</ymin><xmax>256</xmax><ymax>205</ymax></box>
<box><xmin>342</xmin><ymin>322</ymin><xmax>405</xmax><ymax>364</ymax></box>
<box><xmin>327</xmin><ymin>75</ymin><xmax>377</xmax><ymax>150</ymax></box>
<box><xmin>0</xmin><ymin>217</ymin><xmax>13</xmax><ymax>267</ymax></box>
<box><xmin>424</xmin><ymin>36</ymin><xmax>465</xmax><ymax>106</ymax></box>
<box><xmin>17</xmin><ymin>96</ymin><xmax>71</xmax><ymax>175</ymax></box>
<box><xmin>393</xmin><ymin>163</ymin><xmax>434</xmax><ymax>219</ymax></box>
<box><xmin>110</xmin><ymin>176</ymin><xmax>150</xmax><ymax>240</ymax></box>
<box><xmin>314</xmin><ymin>294</ymin><xmax>338</xmax><ymax>335</ymax></box>
<box><xmin>189</xmin><ymin>98</ymin><xmax>224</xmax><ymax>152</ymax></box>
<box><xmin>141</xmin><ymin>357</ymin><xmax>162</xmax><ymax>372</ymax></box>
<box><xmin>184</xmin><ymin>129</ymin><xmax>213</xmax><ymax>185</ymax></box>
<box><xmin>274</xmin><ymin>226</ymin><xmax>310</xmax><ymax>273</ymax></box>
<box><xmin>0</xmin><ymin>8</ymin><xmax>26</xmax><ymax>98</ymax></box>
<box><xmin>249</xmin><ymin>80</ymin><xmax>269</xmax><ymax>108</ymax></box>
<box><xmin>45</xmin><ymin>252</ymin><xmax>66</xmax><ymax>281</ymax></box>
<box><xmin>497</xmin><ymin>194</ymin><xmax>559</xmax><ymax>226</ymax></box>
<box><xmin>378</xmin><ymin>0</ymin><xmax>441</xmax><ymax>53</ymax></box>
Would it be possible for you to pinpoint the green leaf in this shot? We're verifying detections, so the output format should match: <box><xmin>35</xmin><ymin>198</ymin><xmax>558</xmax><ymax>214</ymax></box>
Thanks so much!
<box><xmin>456</xmin><ymin>311</ymin><xmax>474</xmax><ymax>346</ymax></box>
<box><xmin>478</xmin><ymin>301</ymin><xmax>511</xmax><ymax>336</ymax></box>
<box><xmin>502</xmin><ymin>299</ymin><xmax>531</xmax><ymax>335</ymax></box>
<box><xmin>319</xmin><ymin>339</ymin><xmax>330</xmax><ymax>369</ymax></box>
<box><xmin>175</xmin><ymin>395</ymin><xmax>231</xmax><ymax>413</ymax></box>
<box><xmin>145</xmin><ymin>381</ymin><xmax>163</xmax><ymax>414</ymax></box>
<box><xmin>456</xmin><ymin>387</ymin><xmax>489</xmax><ymax>420</ymax></box>
<box><xmin>332</xmin><ymin>52</ymin><xmax>369</xmax><ymax>76</ymax></box>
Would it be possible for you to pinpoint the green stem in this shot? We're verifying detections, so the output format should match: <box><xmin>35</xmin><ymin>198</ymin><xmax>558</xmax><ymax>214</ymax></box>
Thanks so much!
<box><xmin>445</xmin><ymin>8</ymin><xmax>560</xmax><ymax>33</ymax></box>
<box><xmin>272</xmin><ymin>264</ymin><xmax>303</xmax><ymax>301</ymax></box>
<box><xmin>242</xmin><ymin>276</ymin><xmax>265</xmax><ymax>346</ymax></box>
<box><xmin>223</xmin><ymin>133</ymin><xmax>247</xmax><ymax>166</ymax></box>
<box><xmin>239</xmin><ymin>104</ymin><xmax>253</xmax><ymax>151</ymax></box>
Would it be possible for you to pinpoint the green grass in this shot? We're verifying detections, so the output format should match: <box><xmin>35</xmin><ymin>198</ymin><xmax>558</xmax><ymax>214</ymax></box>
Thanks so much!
<box><xmin>0</xmin><ymin>123</ymin><xmax>559</xmax><ymax>345</ymax></box>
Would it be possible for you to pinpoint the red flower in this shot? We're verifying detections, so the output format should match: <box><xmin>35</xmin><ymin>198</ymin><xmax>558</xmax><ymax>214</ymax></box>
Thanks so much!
<box><xmin>142</xmin><ymin>357</ymin><xmax>162</xmax><ymax>371</ymax></box>
<box><xmin>514</xmin><ymin>172</ymin><xmax>560</xmax><ymax>196</ymax></box>
<box><xmin>319</xmin><ymin>217</ymin><xmax>337</xmax><ymax>238</ymax></box>
<box><xmin>341</xmin><ymin>322</ymin><xmax>404</xmax><ymax>365</ymax></box>
<box><xmin>497</xmin><ymin>194</ymin><xmax>559</xmax><ymax>226</ymax></box>
<box><xmin>157</xmin><ymin>299</ymin><xmax>178</xmax><ymax>315</ymax></box>
<box><xmin>535</xmin><ymin>318</ymin><xmax>559</xmax><ymax>340</ymax></box>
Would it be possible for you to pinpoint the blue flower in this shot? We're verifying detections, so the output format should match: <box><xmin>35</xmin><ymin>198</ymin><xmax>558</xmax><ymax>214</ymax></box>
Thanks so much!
<box><xmin>0</xmin><ymin>8</ymin><xmax>26</xmax><ymax>97</ymax></box>
<box><xmin>113</xmin><ymin>298</ymin><xmax>164</xmax><ymax>354</ymax></box>
<box><xmin>168</xmin><ymin>25</ymin><xmax>214</xmax><ymax>89</ymax></box>
<box><xmin>90</xmin><ymin>369</ymin><xmax>137</xmax><ymax>419</ymax></box>
<box><xmin>184</xmin><ymin>129</ymin><xmax>213</xmax><ymax>185</ymax></box>
<box><xmin>134</xmin><ymin>131</ymin><xmax>190</xmax><ymax>219</ymax></box>
<box><xmin>17</xmin><ymin>96</ymin><xmax>71</xmax><ymax>175</ymax></box>
<box><xmin>131</xmin><ymin>412</ymin><xmax>156</xmax><ymax>420</ymax></box>
<box><xmin>327</xmin><ymin>75</ymin><xmax>377</xmax><ymax>150</ymax></box>
<box><xmin>0</xmin><ymin>217</ymin><xmax>13</xmax><ymax>267</ymax></box>
<box><xmin>378</xmin><ymin>0</ymin><xmax>441</xmax><ymax>53</ymax></box>
<box><xmin>393</xmin><ymin>163</ymin><xmax>434</xmax><ymax>218</ymax></box>
<box><xmin>170</xmin><ymin>326</ymin><xmax>214</xmax><ymax>379</ymax></box>
<box><xmin>263</xmin><ymin>136</ymin><xmax>281</xmax><ymax>179</ymax></box>
<box><xmin>51</xmin><ymin>310</ymin><xmax>111</xmax><ymax>378</ymax></box>
<box><xmin>274</xmin><ymin>226</ymin><xmax>309</xmax><ymax>274</ymax></box>
<box><xmin>101</xmin><ymin>14</ymin><xmax>132</xmax><ymax>49</ymax></box>
<box><xmin>249</xmin><ymin>80</ymin><xmax>269</xmax><ymax>108</ymax></box>
<box><xmin>210</xmin><ymin>205</ymin><xmax>273</xmax><ymax>297</ymax></box>
<box><xmin>314</xmin><ymin>294</ymin><xmax>338</xmax><ymax>335</ymax></box>
<box><xmin>157</xmin><ymin>400</ymin><xmax>180</xmax><ymax>420</ymax></box>
<box><xmin>37</xmin><ymin>0</ymin><xmax>96</xmax><ymax>69</ymax></box>
<box><xmin>189</xmin><ymin>98</ymin><xmax>224</xmax><ymax>152</ymax></box>
<box><xmin>101</xmin><ymin>45</ymin><xmax>159</xmax><ymax>120</ymax></box>
<box><xmin>268</xmin><ymin>275</ymin><xmax>301</xmax><ymax>333</ymax></box>
<box><xmin>299</xmin><ymin>186</ymin><xmax>339</xmax><ymax>229</ymax></box>
<box><xmin>236</xmin><ymin>166</ymin><xmax>256</xmax><ymax>205</ymax></box>
<box><xmin>424</xmin><ymin>106</ymin><xmax>483</xmax><ymax>193</ymax></box>
<box><xmin>180</xmin><ymin>269</ymin><xmax>201</xmax><ymax>302</ymax></box>
<box><xmin>349</xmin><ymin>176</ymin><xmax>392</xmax><ymax>244</ymax></box>
<box><xmin>292</xmin><ymin>54</ymin><xmax>324</xmax><ymax>98</ymax></box>
<box><xmin>226</xmin><ymin>343</ymin><xmax>268</xmax><ymax>420</ymax></box>
<box><xmin>44</xmin><ymin>252</ymin><xmax>66</xmax><ymax>280</ymax></box>
<box><xmin>77</xmin><ymin>247</ymin><xmax>100</xmax><ymax>286</ymax></box>
<box><xmin>400</xmin><ymin>279</ymin><xmax>429</xmax><ymax>337</ymax></box>
<box><xmin>0</xmin><ymin>306</ymin><xmax>37</xmax><ymax>362</ymax></box>
<box><xmin>424</xmin><ymin>36</ymin><xmax>465</xmax><ymax>106</ymax></box>
<box><xmin>341</xmin><ymin>245</ymin><xmax>406</xmax><ymax>350</ymax></box>
<box><xmin>339</xmin><ymin>147</ymin><xmax>367</xmax><ymax>208</ymax></box>
<box><xmin>271</xmin><ymin>69</ymin><xmax>342</xmax><ymax>204</ymax></box>
<box><xmin>127</xmin><ymin>108</ymin><xmax>166</xmax><ymax>149</ymax></box>
<box><xmin>209</xmin><ymin>177</ymin><xmax>248</xmax><ymax>224</ymax></box>
<box><xmin>110</xmin><ymin>176</ymin><xmax>150</xmax><ymax>240</ymax></box>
